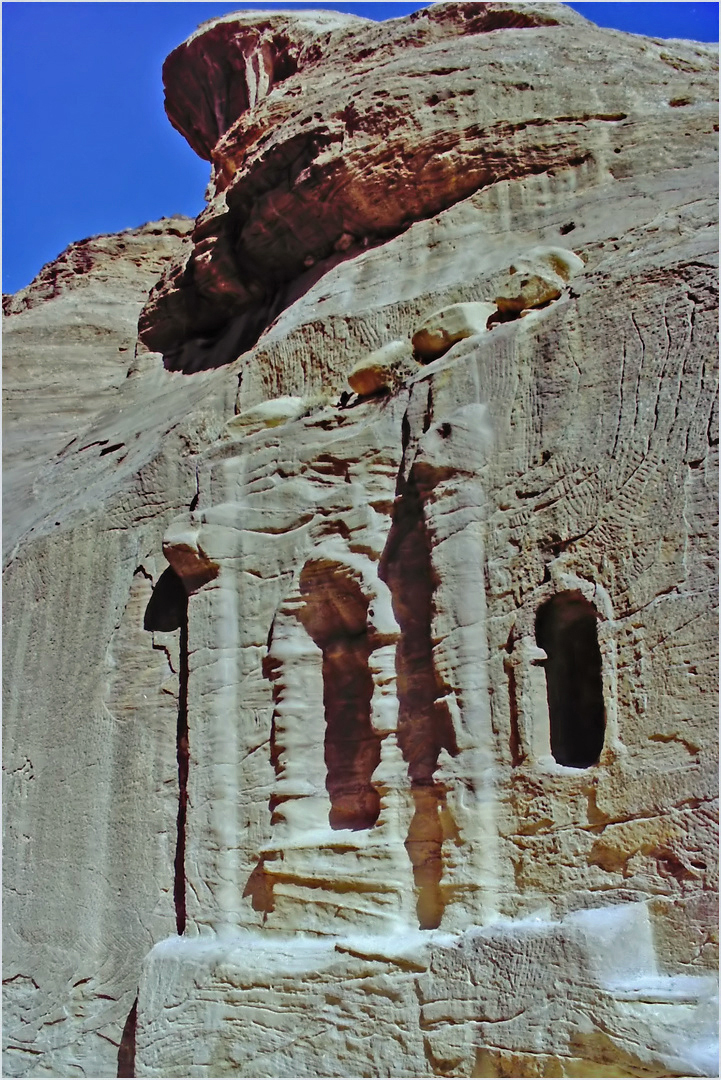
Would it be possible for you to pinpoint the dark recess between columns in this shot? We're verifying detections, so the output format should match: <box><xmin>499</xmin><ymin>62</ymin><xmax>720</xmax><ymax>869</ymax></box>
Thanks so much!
<box><xmin>380</xmin><ymin>468</ymin><xmax>458</xmax><ymax>930</ymax></box>
<box><xmin>143</xmin><ymin>566</ymin><xmax>187</xmax><ymax>633</ymax></box>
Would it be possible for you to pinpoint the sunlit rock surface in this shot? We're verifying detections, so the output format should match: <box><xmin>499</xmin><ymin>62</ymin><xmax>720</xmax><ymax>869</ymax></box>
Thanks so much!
<box><xmin>141</xmin><ymin>0</ymin><xmax>717</xmax><ymax>374</ymax></box>
<box><xmin>2</xmin><ymin>3</ymin><xmax>718</xmax><ymax>1077</ymax></box>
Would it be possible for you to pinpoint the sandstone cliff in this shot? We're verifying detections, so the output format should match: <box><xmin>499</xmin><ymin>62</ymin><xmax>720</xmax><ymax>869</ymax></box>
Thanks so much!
<box><xmin>3</xmin><ymin>4</ymin><xmax>718</xmax><ymax>1078</ymax></box>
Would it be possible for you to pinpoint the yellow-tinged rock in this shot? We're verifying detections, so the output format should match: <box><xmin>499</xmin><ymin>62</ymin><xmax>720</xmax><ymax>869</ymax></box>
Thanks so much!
<box><xmin>412</xmin><ymin>301</ymin><xmax>497</xmax><ymax>363</ymax></box>
<box><xmin>496</xmin><ymin>246</ymin><xmax>584</xmax><ymax>313</ymax></box>
<box><xmin>517</xmin><ymin>245</ymin><xmax>585</xmax><ymax>281</ymax></box>
<box><xmin>495</xmin><ymin>269</ymin><xmax>564</xmax><ymax>313</ymax></box>
<box><xmin>347</xmin><ymin>340</ymin><xmax>409</xmax><ymax>396</ymax></box>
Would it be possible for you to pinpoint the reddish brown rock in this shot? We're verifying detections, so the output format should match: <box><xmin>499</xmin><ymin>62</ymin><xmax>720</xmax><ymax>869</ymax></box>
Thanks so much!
<box><xmin>140</xmin><ymin>1</ymin><xmax>717</xmax><ymax>371</ymax></box>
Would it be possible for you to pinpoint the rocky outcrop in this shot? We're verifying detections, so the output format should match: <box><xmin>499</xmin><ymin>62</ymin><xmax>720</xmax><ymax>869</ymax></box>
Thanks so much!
<box><xmin>347</xmin><ymin>339</ymin><xmax>411</xmax><ymax>395</ymax></box>
<box><xmin>493</xmin><ymin>244</ymin><xmax>584</xmax><ymax>313</ymax></box>
<box><xmin>139</xmin><ymin>2</ymin><xmax>717</xmax><ymax>374</ymax></box>
<box><xmin>3</xmin><ymin>3</ymin><xmax>718</xmax><ymax>1078</ymax></box>
<box><xmin>412</xmin><ymin>302</ymin><xmax>498</xmax><ymax>360</ymax></box>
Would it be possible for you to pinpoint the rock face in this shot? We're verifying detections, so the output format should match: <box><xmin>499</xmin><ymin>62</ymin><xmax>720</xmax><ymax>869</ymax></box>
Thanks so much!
<box><xmin>2</xmin><ymin>4</ymin><xmax>718</xmax><ymax>1078</ymax></box>
<box><xmin>2</xmin><ymin>216</ymin><xmax>195</xmax><ymax>555</ymax></box>
<box><xmin>140</xmin><ymin>1</ymin><xmax>717</xmax><ymax>375</ymax></box>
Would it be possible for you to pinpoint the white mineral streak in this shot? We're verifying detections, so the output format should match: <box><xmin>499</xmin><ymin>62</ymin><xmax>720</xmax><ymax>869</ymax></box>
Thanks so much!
<box><xmin>226</xmin><ymin>395</ymin><xmax>309</xmax><ymax>430</ymax></box>
<box><xmin>2</xmin><ymin>2</ymin><xmax>718</xmax><ymax>1077</ymax></box>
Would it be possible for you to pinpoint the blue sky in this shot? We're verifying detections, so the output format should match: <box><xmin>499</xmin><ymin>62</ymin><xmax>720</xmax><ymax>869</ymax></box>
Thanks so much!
<box><xmin>3</xmin><ymin>2</ymin><xmax>718</xmax><ymax>294</ymax></box>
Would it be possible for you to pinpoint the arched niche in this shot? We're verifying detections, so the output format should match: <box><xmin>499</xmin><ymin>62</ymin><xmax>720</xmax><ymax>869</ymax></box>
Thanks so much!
<box><xmin>535</xmin><ymin>590</ymin><xmax>606</xmax><ymax>768</ymax></box>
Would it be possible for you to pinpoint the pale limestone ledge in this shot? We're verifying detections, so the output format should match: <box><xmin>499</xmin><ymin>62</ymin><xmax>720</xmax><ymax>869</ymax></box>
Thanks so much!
<box><xmin>136</xmin><ymin>903</ymin><xmax>718</xmax><ymax>1078</ymax></box>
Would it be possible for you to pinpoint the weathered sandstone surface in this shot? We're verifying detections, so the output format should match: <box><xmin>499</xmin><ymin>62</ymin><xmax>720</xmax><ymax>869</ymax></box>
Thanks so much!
<box><xmin>3</xmin><ymin>3</ymin><xmax>718</xmax><ymax>1078</ymax></box>
<box><xmin>3</xmin><ymin>217</ymin><xmax>194</xmax><ymax>554</ymax></box>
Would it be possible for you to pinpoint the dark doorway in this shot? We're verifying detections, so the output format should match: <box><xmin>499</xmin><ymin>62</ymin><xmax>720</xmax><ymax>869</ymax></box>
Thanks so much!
<box><xmin>535</xmin><ymin>591</ymin><xmax>605</xmax><ymax>768</ymax></box>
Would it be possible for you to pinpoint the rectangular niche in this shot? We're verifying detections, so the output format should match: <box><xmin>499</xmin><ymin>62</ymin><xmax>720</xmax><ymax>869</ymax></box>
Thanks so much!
<box><xmin>534</xmin><ymin>590</ymin><xmax>606</xmax><ymax>768</ymax></box>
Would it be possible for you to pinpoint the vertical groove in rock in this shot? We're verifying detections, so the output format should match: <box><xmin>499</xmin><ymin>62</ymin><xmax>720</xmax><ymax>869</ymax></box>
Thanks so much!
<box><xmin>267</xmin><ymin>709</ymin><xmax>282</xmax><ymax>824</ymax></box>
<box><xmin>142</xmin><ymin>566</ymin><xmax>189</xmax><ymax>932</ymax></box>
<box><xmin>117</xmin><ymin>996</ymin><xmax>137</xmax><ymax>1078</ymax></box>
<box><xmin>174</xmin><ymin>615</ymin><xmax>189</xmax><ymax>934</ymax></box>
<box><xmin>380</xmin><ymin>470</ymin><xmax>458</xmax><ymax>929</ymax></box>
<box><xmin>504</xmin><ymin>631</ymin><xmax>523</xmax><ymax>768</ymax></box>
<box><xmin>504</xmin><ymin>656</ymin><xmax>522</xmax><ymax>768</ymax></box>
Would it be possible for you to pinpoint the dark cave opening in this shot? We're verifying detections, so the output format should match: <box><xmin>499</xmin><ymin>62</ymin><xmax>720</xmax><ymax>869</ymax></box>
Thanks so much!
<box><xmin>143</xmin><ymin>566</ymin><xmax>187</xmax><ymax>633</ymax></box>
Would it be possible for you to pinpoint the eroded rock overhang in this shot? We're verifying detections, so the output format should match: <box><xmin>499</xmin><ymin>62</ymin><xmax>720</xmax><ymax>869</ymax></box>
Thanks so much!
<box><xmin>138</xmin><ymin>0</ymin><xmax>719</xmax><ymax>372</ymax></box>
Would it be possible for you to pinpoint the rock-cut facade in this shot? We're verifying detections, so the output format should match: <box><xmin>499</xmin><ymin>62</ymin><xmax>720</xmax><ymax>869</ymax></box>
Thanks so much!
<box><xmin>2</xmin><ymin>3</ymin><xmax>719</xmax><ymax>1077</ymax></box>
